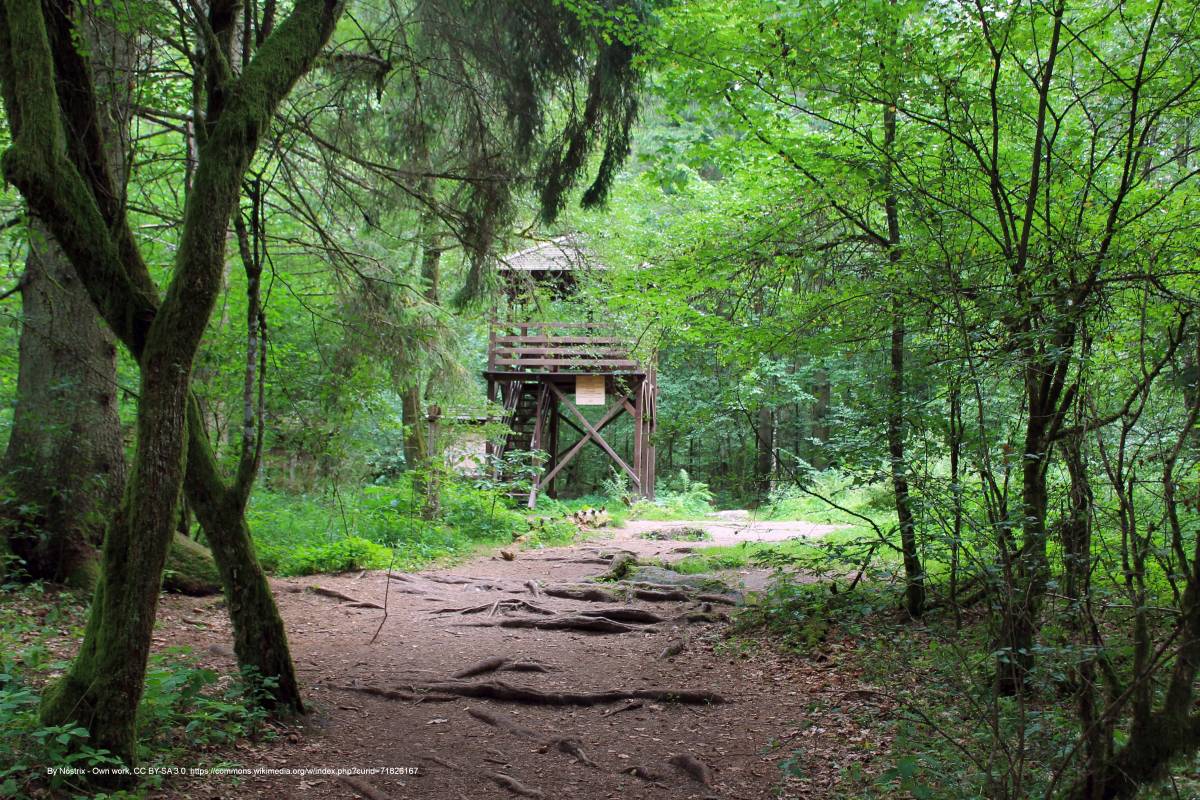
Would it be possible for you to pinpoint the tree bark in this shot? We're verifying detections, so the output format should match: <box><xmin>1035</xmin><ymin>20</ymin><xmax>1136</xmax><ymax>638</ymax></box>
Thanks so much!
<box><xmin>184</xmin><ymin>397</ymin><xmax>302</xmax><ymax>712</ymax></box>
<box><xmin>1</xmin><ymin>229</ymin><xmax>124</xmax><ymax>588</ymax></box>
<box><xmin>882</xmin><ymin>99</ymin><xmax>924</xmax><ymax>619</ymax></box>
<box><xmin>0</xmin><ymin>2</ymin><xmax>131</xmax><ymax>588</ymax></box>
<box><xmin>0</xmin><ymin>0</ymin><xmax>344</xmax><ymax>770</ymax></box>
<box><xmin>754</xmin><ymin>405</ymin><xmax>774</xmax><ymax>501</ymax></box>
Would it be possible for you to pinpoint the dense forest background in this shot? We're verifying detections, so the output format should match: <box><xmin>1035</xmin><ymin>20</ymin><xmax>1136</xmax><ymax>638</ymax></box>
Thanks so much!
<box><xmin>2</xmin><ymin>0</ymin><xmax>1200</xmax><ymax>797</ymax></box>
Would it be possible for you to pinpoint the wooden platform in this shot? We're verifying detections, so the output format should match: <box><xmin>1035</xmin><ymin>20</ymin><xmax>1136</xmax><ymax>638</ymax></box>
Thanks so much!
<box><xmin>484</xmin><ymin>321</ymin><xmax>655</xmax><ymax>506</ymax></box>
<box><xmin>485</xmin><ymin>321</ymin><xmax>645</xmax><ymax>378</ymax></box>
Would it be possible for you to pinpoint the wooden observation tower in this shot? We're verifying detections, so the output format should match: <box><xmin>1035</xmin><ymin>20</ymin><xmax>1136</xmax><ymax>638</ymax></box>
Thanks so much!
<box><xmin>485</xmin><ymin>237</ymin><xmax>656</xmax><ymax>508</ymax></box>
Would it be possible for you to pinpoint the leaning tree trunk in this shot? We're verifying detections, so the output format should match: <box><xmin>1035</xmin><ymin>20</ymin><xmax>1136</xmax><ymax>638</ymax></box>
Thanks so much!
<box><xmin>40</xmin><ymin>340</ymin><xmax>196</xmax><ymax>769</ymax></box>
<box><xmin>2</xmin><ymin>229</ymin><xmax>124</xmax><ymax>587</ymax></box>
<box><xmin>184</xmin><ymin>398</ymin><xmax>302</xmax><ymax>712</ymax></box>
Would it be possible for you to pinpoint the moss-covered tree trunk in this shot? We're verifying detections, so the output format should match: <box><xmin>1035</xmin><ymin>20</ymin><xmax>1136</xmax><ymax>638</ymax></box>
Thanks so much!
<box><xmin>39</xmin><ymin>342</ymin><xmax>195</xmax><ymax>767</ymax></box>
<box><xmin>1</xmin><ymin>5</ymin><xmax>130</xmax><ymax>589</ymax></box>
<box><xmin>184</xmin><ymin>397</ymin><xmax>303</xmax><ymax>711</ymax></box>
<box><xmin>2</xmin><ymin>228</ymin><xmax>124</xmax><ymax>588</ymax></box>
<box><xmin>0</xmin><ymin>0</ymin><xmax>344</xmax><ymax>770</ymax></box>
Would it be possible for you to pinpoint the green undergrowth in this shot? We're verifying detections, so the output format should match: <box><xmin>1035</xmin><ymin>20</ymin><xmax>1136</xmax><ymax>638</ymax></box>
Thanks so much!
<box><xmin>727</xmin><ymin>569</ymin><xmax>1200</xmax><ymax>799</ymax></box>
<box><xmin>0</xmin><ymin>582</ymin><xmax>269</xmax><ymax>799</ymax></box>
<box><xmin>761</xmin><ymin>471</ymin><xmax>892</xmax><ymax>526</ymax></box>
<box><xmin>247</xmin><ymin>474</ymin><xmax>578</xmax><ymax>576</ymax></box>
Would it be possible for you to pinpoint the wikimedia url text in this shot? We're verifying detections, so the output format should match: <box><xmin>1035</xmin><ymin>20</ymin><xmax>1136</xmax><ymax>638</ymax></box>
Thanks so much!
<box><xmin>46</xmin><ymin>766</ymin><xmax>420</xmax><ymax>777</ymax></box>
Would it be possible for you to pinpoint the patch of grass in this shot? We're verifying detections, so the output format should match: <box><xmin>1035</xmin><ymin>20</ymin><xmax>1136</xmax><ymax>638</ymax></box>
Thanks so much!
<box><xmin>246</xmin><ymin>474</ymin><xmax>579</xmax><ymax>576</ymax></box>
<box><xmin>640</xmin><ymin>526</ymin><xmax>711</xmax><ymax>542</ymax></box>
<box><xmin>762</xmin><ymin>471</ymin><xmax>891</xmax><ymax>526</ymax></box>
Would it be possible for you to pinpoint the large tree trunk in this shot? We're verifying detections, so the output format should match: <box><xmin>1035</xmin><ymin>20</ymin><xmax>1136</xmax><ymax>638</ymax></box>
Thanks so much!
<box><xmin>40</xmin><ymin>343</ymin><xmax>194</xmax><ymax>769</ymax></box>
<box><xmin>2</xmin><ymin>229</ymin><xmax>124</xmax><ymax>588</ymax></box>
<box><xmin>0</xmin><ymin>2</ymin><xmax>130</xmax><ymax>588</ymax></box>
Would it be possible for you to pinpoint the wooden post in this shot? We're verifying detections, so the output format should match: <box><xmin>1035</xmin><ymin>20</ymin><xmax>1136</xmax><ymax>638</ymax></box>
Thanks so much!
<box><xmin>527</xmin><ymin>385</ymin><xmax>547</xmax><ymax>508</ymax></box>
<box><xmin>632</xmin><ymin>377</ymin><xmax>644</xmax><ymax>498</ymax></box>
<box><xmin>546</xmin><ymin>391</ymin><xmax>560</xmax><ymax>499</ymax></box>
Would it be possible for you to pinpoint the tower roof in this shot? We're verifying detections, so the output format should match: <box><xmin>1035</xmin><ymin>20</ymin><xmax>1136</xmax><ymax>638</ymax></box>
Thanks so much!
<box><xmin>497</xmin><ymin>235</ymin><xmax>604</xmax><ymax>273</ymax></box>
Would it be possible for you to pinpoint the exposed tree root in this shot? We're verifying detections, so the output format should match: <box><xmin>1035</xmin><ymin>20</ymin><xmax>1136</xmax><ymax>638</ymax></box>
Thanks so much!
<box><xmin>334</xmin><ymin>685</ymin><xmax>459</xmax><ymax>703</ymax></box>
<box><xmin>420</xmin><ymin>753</ymin><xmax>462</xmax><ymax>772</ymax></box>
<box><xmin>344</xmin><ymin>601</ymin><xmax>385</xmax><ymax>610</ymax></box>
<box><xmin>410</xmin><ymin>679</ymin><xmax>725</xmax><ymax>706</ymax></box>
<box><xmin>339</xmin><ymin>776</ymin><xmax>395</xmax><ymax>799</ymax></box>
<box><xmin>467</xmin><ymin>708</ymin><xmax>596</xmax><ymax>768</ymax></box>
<box><xmin>491</xmin><ymin>773</ymin><xmax>545</xmax><ymax>799</ymax></box>
<box><xmin>452</xmin><ymin>657</ymin><xmax>551</xmax><ymax>679</ymax></box>
<box><xmin>434</xmin><ymin>599</ymin><xmax>554</xmax><ymax>616</ymax></box>
<box><xmin>578</xmin><ymin>607</ymin><xmax>665</xmax><ymax>624</ymax></box>
<box><xmin>625</xmin><ymin>764</ymin><xmax>666</xmax><ymax>783</ymax></box>
<box><xmin>598</xmin><ymin>552</ymin><xmax>638</xmax><ymax>581</ymax></box>
<box><xmin>466</xmin><ymin>706</ymin><xmax>538</xmax><ymax>738</ymax></box>
<box><xmin>696</xmin><ymin>593</ymin><xmax>740</xmax><ymax>606</ymax></box>
<box><xmin>601</xmin><ymin>699</ymin><xmax>643</xmax><ymax>717</ymax></box>
<box><xmin>464</xmin><ymin>615</ymin><xmax>636</xmax><ymax>634</ymax></box>
<box><xmin>679</xmin><ymin>611</ymin><xmax>728</xmax><ymax>624</ymax></box>
<box><xmin>669</xmin><ymin>753</ymin><xmax>714</xmax><ymax>785</ymax></box>
<box><xmin>307</xmin><ymin>585</ymin><xmax>375</xmax><ymax>605</ymax></box>
<box><xmin>552</xmin><ymin>737</ymin><xmax>595</xmax><ymax>767</ymax></box>
<box><xmin>631</xmin><ymin>588</ymin><xmax>692</xmax><ymax>602</ymax></box>
<box><xmin>542</xmin><ymin>585</ymin><xmax>619</xmax><ymax>603</ymax></box>
<box><xmin>425</xmin><ymin>575</ymin><xmax>477</xmax><ymax>585</ymax></box>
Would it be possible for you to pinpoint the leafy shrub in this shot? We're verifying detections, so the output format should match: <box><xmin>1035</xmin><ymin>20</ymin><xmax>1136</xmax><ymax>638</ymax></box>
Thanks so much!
<box><xmin>278</xmin><ymin>537</ymin><xmax>392</xmax><ymax>576</ymax></box>
<box><xmin>0</xmin><ymin>638</ymin><xmax>269</xmax><ymax>799</ymax></box>
<box><xmin>632</xmin><ymin>470</ymin><xmax>715</xmax><ymax>520</ymax></box>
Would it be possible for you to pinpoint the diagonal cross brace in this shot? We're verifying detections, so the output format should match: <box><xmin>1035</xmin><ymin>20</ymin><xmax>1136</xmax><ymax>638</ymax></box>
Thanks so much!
<box><xmin>540</xmin><ymin>386</ymin><xmax>639</xmax><ymax>489</ymax></box>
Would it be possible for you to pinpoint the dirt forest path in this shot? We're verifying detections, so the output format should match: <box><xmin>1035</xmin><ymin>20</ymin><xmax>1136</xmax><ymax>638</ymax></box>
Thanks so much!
<box><xmin>156</xmin><ymin>515</ymin><xmax>889</xmax><ymax>800</ymax></box>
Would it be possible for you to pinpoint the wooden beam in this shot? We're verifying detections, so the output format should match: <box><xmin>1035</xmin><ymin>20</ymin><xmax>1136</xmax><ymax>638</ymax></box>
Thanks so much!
<box><xmin>494</xmin><ymin>335</ymin><xmax>625</xmax><ymax>345</ymax></box>
<box><xmin>493</xmin><ymin>358</ymin><xmax>641</xmax><ymax>368</ymax></box>
<box><xmin>548</xmin><ymin>384</ymin><xmax>640</xmax><ymax>488</ymax></box>
<box><xmin>540</xmin><ymin>393</ymin><xmax>631</xmax><ymax>487</ymax></box>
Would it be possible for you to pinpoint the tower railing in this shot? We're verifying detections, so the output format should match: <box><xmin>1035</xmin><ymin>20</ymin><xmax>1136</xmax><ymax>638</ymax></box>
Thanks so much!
<box><xmin>486</xmin><ymin>320</ymin><xmax>644</xmax><ymax>375</ymax></box>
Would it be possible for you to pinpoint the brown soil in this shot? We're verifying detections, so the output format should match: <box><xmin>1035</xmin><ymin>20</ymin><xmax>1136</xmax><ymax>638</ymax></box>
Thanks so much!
<box><xmin>149</xmin><ymin>517</ymin><xmax>890</xmax><ymax>799</ymax></box>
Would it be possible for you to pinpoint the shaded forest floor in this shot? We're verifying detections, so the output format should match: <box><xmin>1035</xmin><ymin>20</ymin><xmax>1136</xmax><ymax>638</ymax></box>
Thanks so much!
<box><xmin>8</xmin><ymin>517</ymin><xmax>900</xmax><ymax>799</ymax></box>
<box><xmin>150</xmin><ymin>516</ymin><xmax>895</xmax><ymax>800</ymax></box>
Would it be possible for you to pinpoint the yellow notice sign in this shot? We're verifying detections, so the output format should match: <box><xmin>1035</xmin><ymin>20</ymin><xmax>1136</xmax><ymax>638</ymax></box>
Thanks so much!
<box><xmin>575</xmin><ymin>375</ymin><xmax>605</xmax><ymax>406</ymax></box>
